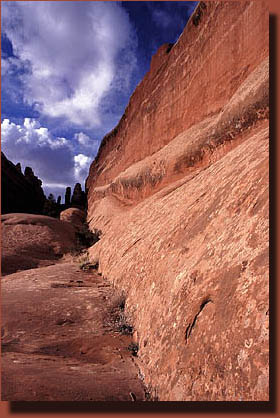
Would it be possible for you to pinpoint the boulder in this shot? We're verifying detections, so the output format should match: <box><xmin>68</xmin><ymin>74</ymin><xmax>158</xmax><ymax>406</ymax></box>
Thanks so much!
<box><xmin>60</xmin><ymin>208</ymin><xmax>86</xmax><ymax>229</ymax></box>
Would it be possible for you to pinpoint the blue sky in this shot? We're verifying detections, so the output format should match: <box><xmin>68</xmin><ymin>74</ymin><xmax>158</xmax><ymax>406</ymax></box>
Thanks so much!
<box><xmin>1</xmin><ymin>1</ymin><xmax>197</xmax><ymax>200</ymax></box>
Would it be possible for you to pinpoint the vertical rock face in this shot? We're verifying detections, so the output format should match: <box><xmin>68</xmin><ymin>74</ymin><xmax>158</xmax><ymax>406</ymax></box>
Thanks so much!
<box><xmin>1</xmin><ymin>152</ymin><xmax>46</xmax><ymax>215</ymax></box>
<box><xmin>86</xmin><ymin>2</ymin><xmax>269</xmax><ymax>401</ymax></box>
<box><xmin>86</xmin><ymin>1</ymin><xmax>268</xmax><ymax>193</ymax></box>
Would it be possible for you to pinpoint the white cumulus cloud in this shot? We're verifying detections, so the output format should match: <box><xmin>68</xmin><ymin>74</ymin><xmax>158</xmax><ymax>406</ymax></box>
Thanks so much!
<box><xmin>74</xmin><ymin>132</ymin><xmax>99</xmax><ymax>153</ymax></box>
<box><xmin>2</xmin><ymin>1</ymin><xmax>137</xmax><ymax>127</ymax></box>
<box><xmin>1</xmin><ymin>118</ymin><xmax>96</xmax><ymax>193</ymax></box>
<box><xmin>74</xmin><ymin>154</ymin><xmax>92</xmax><ymax>184</ymax></box>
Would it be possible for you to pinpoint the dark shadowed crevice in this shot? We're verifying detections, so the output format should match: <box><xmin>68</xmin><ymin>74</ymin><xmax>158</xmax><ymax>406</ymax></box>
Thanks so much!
<box><xmin>121</xmin><ymin>238</ymin><xmax>142</xmax><ymax>257</ymax></box>
<box><xmin>185</xmin><ymin>298</ymin><xmax>213</xmax><ymax>344</ymax></box>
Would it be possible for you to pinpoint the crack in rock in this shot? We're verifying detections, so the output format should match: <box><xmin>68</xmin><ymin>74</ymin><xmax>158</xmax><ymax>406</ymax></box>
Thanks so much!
<box><xmin>185</xmin><ymin>299</ymin><xmax>213</xmax><ymax>344</ymax></box>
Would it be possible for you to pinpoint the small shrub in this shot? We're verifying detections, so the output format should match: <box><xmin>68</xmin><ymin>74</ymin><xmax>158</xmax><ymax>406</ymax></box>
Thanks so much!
<box><xmin>76</xmin><ymin>225</ymin><xmax>101</xmax><ymax>249</ymax></box>
<box><xmin>76</xmin><ymin>251</ymin><xmax>99</xmax><ymax>271</ymax></box>
<box><xmin>77</xmin><ymin>252</ymin><xmax>89</xmax><ymax>263</ymax></box>
<box><xmin>79</xmin><ymin>261</ymin><xmax>99</xmax><ymax>271</ymax></box>
<box><xmin>120</xmin><ymin>323</ymin><xmax>133</xmax><ymax>335</ymax></box>
<box><xmin>110</xmin><ymin>292</ymin><xmax>126</xmax><ymax>312</ymax></box>
<box><xmin>127</xmin><ymin>342</ymin><xmax>139</xmax><ymax>357</ymax></box>
<box><xmin>105</xmin><ymin>290</ymin><xmax>134</xmax><ymax>335</ymax></box>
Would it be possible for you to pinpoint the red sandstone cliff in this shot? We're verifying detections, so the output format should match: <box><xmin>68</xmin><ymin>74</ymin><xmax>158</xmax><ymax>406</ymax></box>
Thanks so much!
<box><xmin>86</xmin><ymin>1</ymin><xmax>269</xmax><ymax>401</ymax></box>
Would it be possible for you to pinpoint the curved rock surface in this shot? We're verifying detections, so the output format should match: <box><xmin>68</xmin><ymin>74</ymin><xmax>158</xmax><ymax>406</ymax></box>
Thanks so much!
<box><xmin>86</xmin><ymin>1</ymin><xmax>269</xmax><ymax>401</ymax></box>
<box><xmin>1</xmin><ymin>214</ymin><xmax>77</xmax><ymax>276</ymax></box>
<box><xmin>86</xmin><ymin>1</ymin><xmax>268</xmax><ymax>195</ymax></box>
<box><xmin>89</xmin><ymin>120</ymin><xmax>269</xmax><ymax>401</ymax></box>
<box><xmin>60</xmin><ymin>208</ymin><xmax>86</xmax><ymax>229</ymax></box>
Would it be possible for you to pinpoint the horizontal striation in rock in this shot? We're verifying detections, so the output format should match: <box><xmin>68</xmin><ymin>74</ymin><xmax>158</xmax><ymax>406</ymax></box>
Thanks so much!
<box><xmin>89</xmin><ymin>121</ymin><xmax>269</xmax><ymax>400</ymax></box>
<box><xmin>86</xmin><ymin>0</ymin><xmax>268</xmax><ymax>196</ymax></box>
<box><xmin>85</xmin><ymin>1</ymin><xmax>269</xmax><ymax>401</ymax></box>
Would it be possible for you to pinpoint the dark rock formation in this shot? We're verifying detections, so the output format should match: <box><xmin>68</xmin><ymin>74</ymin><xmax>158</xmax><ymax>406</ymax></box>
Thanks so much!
<box><xmin>65</xmin><ymin>187</ymin><xmax>71</xmax><ymax>206</ymax></box>
<box><xmin>1</xmin><ymin>152</ymin><xmax>46</xmax><ymax>215</ymax></box>
<box><xmin>41</xmin><ymin>184</ymin><xmax>87</xmax><ymax>219</ymax></box>
<box><xmin>71</xmin><ymin>183</ymin><xmax>86</xmax><ymax>209</ymax></box>
<box><xmin>43</xmin><ymin>193</ymin><xmax>60</xmax><ymax>218</ymax></box>
<box><xmin>86</xmin><ymin>1</ymin><xmax>269</xmax><ymax>401</ymax></box>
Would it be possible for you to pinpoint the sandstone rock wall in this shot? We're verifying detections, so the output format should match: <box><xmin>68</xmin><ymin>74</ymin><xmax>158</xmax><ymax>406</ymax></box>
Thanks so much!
<box><xmin>86</xmin><ymin>1</ymin><xmax>268</xmax><ymax>196</ymax></box>
<box><xmin>86</xmin><ymin>1</ymin><xmax>269</xmax><ymax>401</ymax></box>
<box><xmin>1</xmin><ymin>152</ymin><xmax>46</xmax><ymax>215</ymax></box>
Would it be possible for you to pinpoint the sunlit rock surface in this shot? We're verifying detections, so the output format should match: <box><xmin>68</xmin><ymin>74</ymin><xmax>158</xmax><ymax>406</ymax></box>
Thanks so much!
<box><xmin>60</xmin><ymin>207</ymin><xmax>86</xmax><ymax>228</ymax></box>
<box><xmin>86</xmin><ymin>1</ymin><xmax>269</xmax><ymax>401</ymax></box>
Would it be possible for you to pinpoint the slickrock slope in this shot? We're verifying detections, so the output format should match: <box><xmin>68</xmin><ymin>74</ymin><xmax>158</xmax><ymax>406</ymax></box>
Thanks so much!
<box><xmin>2</xmin><ymin>263</ymin><xmax>146</xmax><ymax>400</ymax></box>
<box><xmin>1</xmin><ymin>214</ymin><xmax>77</xmax><ymax>276</ymax></box>
<box><xmin>86</xmin><ymin>1</ymin><xmax>269</xmax><ymax>401</ymax></box>
<box><xmin>1</xmin><ymin>152</ymin><xmax>46</xmax><ymax>214</ymax></box>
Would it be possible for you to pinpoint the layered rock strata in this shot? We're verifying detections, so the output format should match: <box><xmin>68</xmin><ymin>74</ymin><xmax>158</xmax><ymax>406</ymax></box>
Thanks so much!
<box><xmin>86</xmin><ymin>1</ymin><xmax>269</xmax><ymax>401</ymax></box>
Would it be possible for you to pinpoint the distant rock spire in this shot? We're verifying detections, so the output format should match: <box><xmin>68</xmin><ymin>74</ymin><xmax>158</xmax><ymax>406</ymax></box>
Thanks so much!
<box><xmin>65</xmin><ymin>187</ymin><xmax>71</xmax><ymax>206</ymax></box>
<box><xmin>15</xmin><ymin>163</ymin><xmax>22</xmax><ymax>173</ymax></box>
<box><xmin>71</xmin><ymin>183</ymin><xmax>86</xmax><ymax>208</ymax></box>
<box><xmin>24</xmin><ymin>166</ymin><xmax>34</xmax><ymax>177</ymax></box>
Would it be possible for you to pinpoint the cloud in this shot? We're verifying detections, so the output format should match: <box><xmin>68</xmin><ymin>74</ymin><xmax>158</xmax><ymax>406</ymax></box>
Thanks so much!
<box><xmin>74</xmin><ymin>132</ymin><xmax>99</xmax><ymax>153</ymax></box>
<box><xmin>2</xmin><ymin>1</ymin><xmax>137</xmax><ymax>127</ymax></box>
<box><xmin>75</xmin><ymin>132</ymin><xmax>91</xmax><ymax>147</ymax></box>
<box><xmin>1</xmin><ymin>118</ymin><xmax>97</xmax><ymax>193</ymax></box>
<box><xmin>1</xmin><ymin>118</ymin><xmax>73</xmax><ymax>185</ymax></box>
<box><xmin>74</xmin><ymin>154</ymin><xmax>92</xmax><ymax>184</ymax></box>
